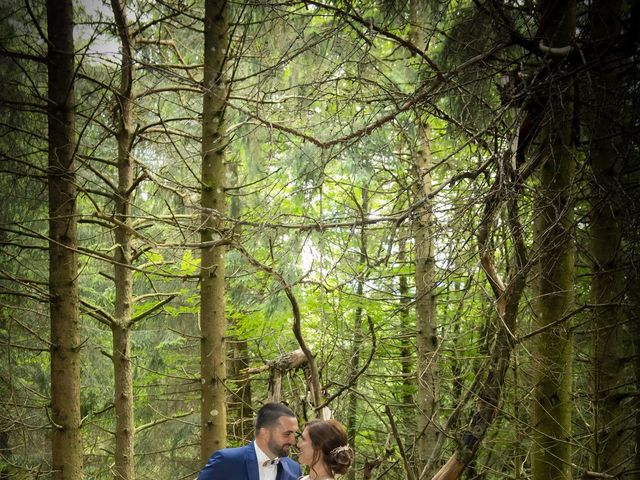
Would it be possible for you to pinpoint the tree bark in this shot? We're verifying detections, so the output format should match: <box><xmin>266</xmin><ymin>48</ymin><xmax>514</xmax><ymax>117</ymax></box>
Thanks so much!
<box><xmin>413</xmin><ymin>120</ymin><xmax>438</xmax><ymax>475</ymax></box>
<box><xmin>630</xmin><ymin>276</ymin><xmax>640</xmax><ymax>480</ymax></box>
<box><xmin>532</xmin><ymin>3</ymin><xmax>576</xmax><ymax>480</ymax></box>
<box><xmin>408</xmin><ymin>2</ymin><xmax>439</xmax><ymax>471</ymax></box>
<box><xmin>587</xmin><ymin>0</ymin><xmax>626</xmax><ymax>475</ymax></box>
<box><xmin>399</xmin><ymin>244</ymin><xmax>414</xmax><ymax>409</ymax></box>
<box><xmin>47</xmin><ymin>0</ymin><xmax>83</xmax><ymax>478</ymax></box>
<box><xmin>200</xmin><ymin>0</ymin><xmax>229</xmax><ymax>463</ymax></box>
<box><xmin>113</xmin><ymin>325</ymin><xmax>134</xmax><ymax>480</ymax></box>
<box><xmin>110</xmin><ymin>1</ymin><xmax>136</xmax><ymax>477</ymax></box>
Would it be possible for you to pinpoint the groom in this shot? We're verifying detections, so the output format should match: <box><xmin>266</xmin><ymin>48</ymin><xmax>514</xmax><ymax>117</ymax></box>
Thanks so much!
<box><xmin>197</xmin><ymin>402</ymin><xmax>302</xmax><ymax>480</ymax></box>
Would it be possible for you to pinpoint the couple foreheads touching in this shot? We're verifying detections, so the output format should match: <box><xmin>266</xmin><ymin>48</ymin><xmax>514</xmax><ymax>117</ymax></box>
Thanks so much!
<box><xmin>197</xmin><ymin>402</ymin><xmax>353</xmax><ymax>480</ymax></box>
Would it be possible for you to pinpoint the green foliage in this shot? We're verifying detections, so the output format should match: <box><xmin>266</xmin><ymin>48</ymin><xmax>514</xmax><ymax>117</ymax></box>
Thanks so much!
<box><xmin>1</xmin><ymin>0</ymin><xmax>639</xmax><ymax>479</ymax></box>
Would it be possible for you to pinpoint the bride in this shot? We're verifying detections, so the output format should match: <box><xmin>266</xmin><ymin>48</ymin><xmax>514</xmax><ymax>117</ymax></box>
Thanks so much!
<box><xmin>296</xmin><ymin>419</ymin><xmax>353</xmax><ymax>480</ymax></box>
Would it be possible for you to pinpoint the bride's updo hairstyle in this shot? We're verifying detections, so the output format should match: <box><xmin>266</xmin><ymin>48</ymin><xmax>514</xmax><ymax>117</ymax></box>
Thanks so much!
<box><xmin>306</xmin><ymin>419</ymin><xmax>353</xmax><ymax>476</ymax></box>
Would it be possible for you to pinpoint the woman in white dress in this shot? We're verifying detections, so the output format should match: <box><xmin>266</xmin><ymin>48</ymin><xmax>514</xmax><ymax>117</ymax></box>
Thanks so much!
<box><xmin>296</xmin><ymin>419</ymin><xmax>353</xmax><ymax>480</ymax></box>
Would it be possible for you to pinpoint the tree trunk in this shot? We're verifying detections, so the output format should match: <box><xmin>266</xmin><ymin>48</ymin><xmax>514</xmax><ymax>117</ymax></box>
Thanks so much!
<box><xmin>399</xmin><ymin>244</ymin><xmax>414</xmax><ymax>409</ymax></box>
<box><xmin>630</xmin><ymin>276</ymin><xmax>640</xmax><ymax>480</ymax></box>
<box><xmin>532</xmin><ymin>3</ymin><xmax>576</xmax><ymax>479</ymax></box>
<box><xmin>408</xmin><ymin>1</ymin><xmax>438</xmax><ymax>471</ymax></box>
<box><xmin>47</xmin><ymin>0</ymin><xmax>83</xmax><ymax>478</ymax></box>
<box><xmin>627</xmin><ymin>122</ymin><xmax>640</xmax><ymax>475</ymax></box>
<box><xmin>200</xmin><ymin>0</ymin><xmax>229</xmax><ymax>463</ymax></box>
<box><xmin>413</xmin><ymin>120</ymin><xmax>438</xmax><ymax>475</ymax></box>
<box><xmin>110</xmin><ymin>1</ymin><xmax>136</xmax><ymax>477</ymax></box>
<box><xmin>113</xmin><ymin>325</ymin><xmax>134</xmax><ymax>480</ymax></box>
<box><xmin>587</xmin><ymin>0</ymin><xmax>625</xmax><ymax>475</ymax></box>
<box><xmin>346</xmin><ymin>187</ymin><xmax>368</xmax><ymax>480</ymax></box>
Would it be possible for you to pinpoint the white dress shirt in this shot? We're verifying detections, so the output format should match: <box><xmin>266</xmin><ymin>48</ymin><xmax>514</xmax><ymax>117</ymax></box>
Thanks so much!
<box><xmin>254</xmin><ymin>441</ymin><xmax>278</xmax><ymax>480</ymax></box>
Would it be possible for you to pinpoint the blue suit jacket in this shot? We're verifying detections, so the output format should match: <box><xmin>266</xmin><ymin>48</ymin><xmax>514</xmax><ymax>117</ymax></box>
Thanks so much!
<box><xmin>197</xmin><ymin>443</ymin><xmax>301</xmax><ymax>480</ymax></box>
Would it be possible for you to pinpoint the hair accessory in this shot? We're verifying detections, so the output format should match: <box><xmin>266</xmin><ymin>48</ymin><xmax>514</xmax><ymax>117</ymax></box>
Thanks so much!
<box><xmin>329</xmin><ymin>445</ymin><xmax>350</xmax><ymax>456</ymax></box>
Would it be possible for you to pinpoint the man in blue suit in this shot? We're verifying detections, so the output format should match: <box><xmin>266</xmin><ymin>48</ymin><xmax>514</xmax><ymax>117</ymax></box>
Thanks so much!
<box><xmin>197</xmin><ymin>403</ymin><xmax>302</xmax><ymax>480</ymax></box>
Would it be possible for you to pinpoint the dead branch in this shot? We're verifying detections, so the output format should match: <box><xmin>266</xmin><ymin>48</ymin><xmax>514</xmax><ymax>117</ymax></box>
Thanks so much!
<box><xmin>385</xmin><ymin>405</ymin><xmax>416</xmax><ymax>480</ymax></box>
<box><xmin>129</xmin><ymin>294</ymin><xmax>177</xmax><ymax>326</ymax></box>
<box><xmin>242</xmin><ymin>348</ymin><xmax>308</xmax><ymax>376</ymax></box>
<box><xmin>136</xmin><ymin>409</ymin><xmax>194</xmax><ymax>434</ymax></box>
<box><xmin>234</xmin><ymin>243</ymin><xmax>323</xmax><ymax>410</ymax></box>
<box><xmin>362</xmin><ymin>446</ymin><xmax>395</xmax><ymax>480</ymax></box>
<box><xmin>426</xmin><ymin>153</ymin><xmax>529</xmax><ymax>480</ymax></box>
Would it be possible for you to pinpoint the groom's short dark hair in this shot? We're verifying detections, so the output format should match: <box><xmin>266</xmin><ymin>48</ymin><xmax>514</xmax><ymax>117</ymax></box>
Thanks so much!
<box><xmin>255</xmin><ymin>402</ymin><xmax>296</xmax><ymax>431</ymax></box>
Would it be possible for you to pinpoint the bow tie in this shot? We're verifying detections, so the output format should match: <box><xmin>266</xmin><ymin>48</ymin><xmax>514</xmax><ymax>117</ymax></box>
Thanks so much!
<box><xmin>262</xmin><ymin>457</ymin><xmax>280</xmax><ymax>467</ymax></box>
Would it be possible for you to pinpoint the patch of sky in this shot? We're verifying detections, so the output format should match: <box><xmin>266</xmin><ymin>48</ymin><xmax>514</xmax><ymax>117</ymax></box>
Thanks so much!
<box><xmin>75</xmin><ymin>0</ymin><xmax>120</xmax><ymax>65</ymax></box>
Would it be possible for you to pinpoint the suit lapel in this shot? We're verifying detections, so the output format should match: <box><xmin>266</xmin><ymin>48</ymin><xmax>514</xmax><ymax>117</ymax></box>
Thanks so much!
<box><xmin>244</xmin><ymin>444</ymin><xmax>259</xmax><ymax>480</ymax></box>
<box><xmin>277</xmin><ymin>459</ymin><xmax>296</xmax><ymax>480</ymax></box>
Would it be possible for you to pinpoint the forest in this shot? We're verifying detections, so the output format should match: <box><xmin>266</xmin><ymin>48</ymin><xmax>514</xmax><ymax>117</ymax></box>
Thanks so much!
<box><xmin>0</xmin><ymin>0</ymin><xmax>638</xmax><ymax>479</ymax></box>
